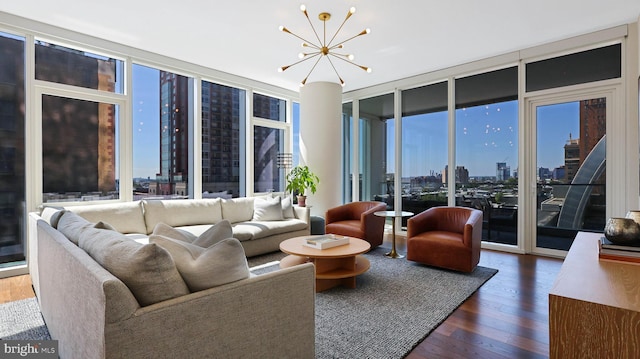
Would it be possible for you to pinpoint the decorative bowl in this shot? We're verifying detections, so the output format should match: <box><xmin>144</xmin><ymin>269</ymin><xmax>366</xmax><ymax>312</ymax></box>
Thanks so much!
<box><xmin>625</xmin><ymin>210</ymin><xmax>640</xmax><ymax>224</ymax></box>
<box><xmin>604</xmin><ymin>217</ymin><xmax>640</xmax><ymax>245</ymax></box>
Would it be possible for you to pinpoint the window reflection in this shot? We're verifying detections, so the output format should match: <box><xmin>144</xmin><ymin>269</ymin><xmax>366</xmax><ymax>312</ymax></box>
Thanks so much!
<box><xmin>42</xmin><ymin>95</ymin><xmax>119</xmax><ymax>202</ymax></box>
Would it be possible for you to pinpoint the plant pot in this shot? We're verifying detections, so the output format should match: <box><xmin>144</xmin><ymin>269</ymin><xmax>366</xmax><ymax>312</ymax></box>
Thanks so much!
<box><xmin>297</xmin><ymin>195</ymin><xmax>307</xmax><ymax>207</ymax></box>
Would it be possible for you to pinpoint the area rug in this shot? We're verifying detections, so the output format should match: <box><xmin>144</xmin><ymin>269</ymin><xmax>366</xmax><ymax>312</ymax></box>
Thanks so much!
<box><xmin>0</xmin><ymin>247</ymin><xmax>496</xmax><ymax>359</ymax></box>
<box><xmin>249</xmin><ymin>246</ymin><xmax>497</xmax><ymax>359</ymax></box>
<box><xmin>0</xmin><ymin>298</ymin><xmax>50</xmax><ymax>340</ymax></box>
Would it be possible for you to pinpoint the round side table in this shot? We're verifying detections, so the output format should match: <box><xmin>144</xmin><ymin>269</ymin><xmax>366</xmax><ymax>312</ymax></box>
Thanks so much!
<box><xmin>374</xmin><ymin>211</ymin><xmax>414</xmax><ymax>258</ymax></box>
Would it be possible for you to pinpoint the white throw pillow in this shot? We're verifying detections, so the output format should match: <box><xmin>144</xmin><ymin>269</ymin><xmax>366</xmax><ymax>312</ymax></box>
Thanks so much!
<box><xmin>152</xmin><ymin>220</ymin><xmax>233</xmax><ymax>248</ymax></box>
<box><xmin>281</xmin><ymin>195</ymin><xmax>295</xmax><ymax>219</ymax></box>
<box><xmin>253</xmin><ymin>196</ymin><xmax>284</xmax><ymax>221</ymax></box>
<box><xmin>221</xmin><ymin>198</ymin><xmax>255</xmax><ymax>223</ymax></box>
<box><xmin>150</xmin><ymin>234</ymin><xmax>250</xmax><ymax>292</ymax></box>
<box><xmin>79</xmin><ymin>227</ymin><xmax>190</xmax><ymax>306</ymax></box>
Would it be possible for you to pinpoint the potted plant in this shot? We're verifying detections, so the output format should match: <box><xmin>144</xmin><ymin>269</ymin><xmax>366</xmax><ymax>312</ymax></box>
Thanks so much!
<box><xmin>285</xmin><ymin>165</ymin><xmax>319</xmax><ymax>207</ymax></box>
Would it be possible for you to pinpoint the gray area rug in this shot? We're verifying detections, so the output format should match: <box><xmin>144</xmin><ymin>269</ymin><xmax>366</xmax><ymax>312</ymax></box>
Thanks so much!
<box><xmin>0</xmin><ymin>247</ymin><xmax>496</xmax><ymax>359</ymax></box>
<box><xmin>0</xmin><ymin>298</ymin><xmax>50</xmax><ymax>340</ymax></box>
<box><xmin>250</xmin><ymin>246</ymin><xmax>498</xmax><ymax>359</ymax></box>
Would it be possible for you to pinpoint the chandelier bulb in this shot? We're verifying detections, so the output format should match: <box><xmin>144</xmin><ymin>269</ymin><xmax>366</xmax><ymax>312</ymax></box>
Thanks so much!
<box><xmin>298</xmin><ymin>53</ymin><xmax>305</xmax><ymax>59</ymax></box>
<box><xmin>347</xmin><ymin>54</ymin><xmax>354</xmax><ymax>61</ymax></box>
<box><xmin>300</xmin><ymin>4</ymin><xmax>306</xmax><ymax>12</ymax></box>
<box><xmin>350</xmin><ymin>7</ymin><xmax>356</xmax><ymax>14</ymax></box>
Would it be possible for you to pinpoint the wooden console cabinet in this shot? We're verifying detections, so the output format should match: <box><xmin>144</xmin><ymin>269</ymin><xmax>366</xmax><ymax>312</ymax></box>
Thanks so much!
<box><xmin>549</xmin><ymin>231</ymin><xmax>640</xmax><ymax>358</ymax></box>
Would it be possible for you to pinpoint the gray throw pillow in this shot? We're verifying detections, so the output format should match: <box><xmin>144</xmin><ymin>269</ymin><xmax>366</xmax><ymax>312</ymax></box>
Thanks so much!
<box><xmin>57</xmin><ymin>211</ymin><xmax>94</xmax><ymax>245</ymax></box>
<box><xmin>253</xmin><ymin>196</ymin><xmax>284</xmax><ymax>221</ymax></box>
<box><xmin>150</xmin><ymin>234</ymin><xmax>250</xmax><ymax>292</ymax></box>
<box><xmin>152</xmin><ymin>220</ymin><xmax>233</xmax><ymax>248</ymax></box>
<box><xmin>79</xmin><ymin>227</ymin><xmax>190</xmax><ymax>306</ymax></box>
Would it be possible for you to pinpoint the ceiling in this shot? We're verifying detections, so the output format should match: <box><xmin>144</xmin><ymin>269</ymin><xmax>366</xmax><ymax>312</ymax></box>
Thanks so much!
<box><xmin>1</xmin><ymin>1</ymin><xmax>639</xmax><ymax>93</ymax></box>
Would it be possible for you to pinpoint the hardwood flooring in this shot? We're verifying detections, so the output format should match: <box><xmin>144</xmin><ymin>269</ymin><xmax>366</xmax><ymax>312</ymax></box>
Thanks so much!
<box><xmin>0</xmin><ymin>235</ymin><xmax>563</xmax><ymax>359</ymax></box>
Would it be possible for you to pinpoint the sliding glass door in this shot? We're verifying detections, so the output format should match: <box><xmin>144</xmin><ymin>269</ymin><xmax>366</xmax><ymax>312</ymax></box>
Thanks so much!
<box><xmin>530</xmin><ymin>95</ymin><xmax>609</xmax><ymax>253</ymax></box>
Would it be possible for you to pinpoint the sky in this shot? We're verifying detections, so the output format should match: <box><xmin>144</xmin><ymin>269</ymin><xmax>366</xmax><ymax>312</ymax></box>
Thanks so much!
<box><xmin>388</xmin><ymin>100</ymin><xmax>580</xmax><ymax>178</ymax></box>
<box><xmin>132</xmin><ymin>65</ymin><xmax>161</xmax><ymax>179</ymax></box>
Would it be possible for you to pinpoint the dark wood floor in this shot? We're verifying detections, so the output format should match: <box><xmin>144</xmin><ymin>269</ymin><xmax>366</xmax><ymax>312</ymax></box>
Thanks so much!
<box><xmin>0</xmin><ymin>236</ymin><xmax>563</xmax><ymax>359</ymax></box>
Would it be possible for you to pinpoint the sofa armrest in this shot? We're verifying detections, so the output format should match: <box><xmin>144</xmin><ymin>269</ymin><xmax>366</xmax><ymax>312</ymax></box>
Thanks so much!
<box><xmin>294</xmin><ymin>205</ymin><xmax>311</xmax><ymax>224</ymax></box>
<box><xmin>106</xmin><ymin>263</ymin><xmax>316</xmax><ymax>358</ymax></box>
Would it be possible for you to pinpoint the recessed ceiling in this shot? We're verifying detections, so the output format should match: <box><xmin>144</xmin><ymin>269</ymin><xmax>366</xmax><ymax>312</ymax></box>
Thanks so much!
<box><xmin>1</xmin><ymin>1</ymin><xmax>639</xmax><ymax>92</ymax></box>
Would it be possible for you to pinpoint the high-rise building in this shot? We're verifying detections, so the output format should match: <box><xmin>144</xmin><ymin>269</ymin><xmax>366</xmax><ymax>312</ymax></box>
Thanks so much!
<box><xmin>579</xmin><ymin>98</ymin><xmax>606</xmax><ymax>164</ymax></box>
<box><xmin>157</xmin><ymin>72</ymin><xmax>190</xmax><ymax>196</ymax></box>
<box><xmin>564</xmin><ymin>134</ymin><xmax>580</xmax><ymax>182</ymax></box>
<box><xmin>201</xmin><ymin>83</ymin><xmax>243</xmax><ymax>197</ymax></box>
<box><xmin>496</xmin><ymin>162</ymin><xmax>511</xmax><ymax>181</ymax></box>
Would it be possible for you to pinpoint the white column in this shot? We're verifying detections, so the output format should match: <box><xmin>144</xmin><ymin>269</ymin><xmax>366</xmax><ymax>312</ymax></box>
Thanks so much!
<box><xmin>299</xmin><ymin>82</ymin><xmax>342</xmax><ymax>217</ymax></box>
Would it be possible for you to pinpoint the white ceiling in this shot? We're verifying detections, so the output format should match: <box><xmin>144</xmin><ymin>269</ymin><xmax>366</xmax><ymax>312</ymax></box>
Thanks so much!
<box><xmin>2</xmin><ymin>1</ymin><xmax>640</xmax><ymax>93</ymax></box>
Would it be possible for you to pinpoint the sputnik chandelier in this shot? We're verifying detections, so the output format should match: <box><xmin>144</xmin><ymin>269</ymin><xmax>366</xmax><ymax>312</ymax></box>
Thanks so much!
<box><xmin>278</xmin><ymin>4</ymin><xmax>371</xmax><ymax>87</ymax></box>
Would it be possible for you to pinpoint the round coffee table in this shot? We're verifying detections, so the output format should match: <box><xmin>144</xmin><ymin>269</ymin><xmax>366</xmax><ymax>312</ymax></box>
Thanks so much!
<box><xmin>279</xmin><ymin>235</ymin><xmax>371</xmax><ymax>292</ymax></box>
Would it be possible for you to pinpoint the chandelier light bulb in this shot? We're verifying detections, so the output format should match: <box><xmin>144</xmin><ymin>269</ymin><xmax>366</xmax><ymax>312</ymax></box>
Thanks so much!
<box><xmin>300</xmin><ymin>4</ymin><xmax>306</xmax><ymax>12</ymax></box>
<box><xmin>347</xmin><ymin>54</ymin><xmax>354</xmax><ymax>61</ymax></box>
<box><xmin>298</xmin><ymin>53</ymin><xmax>305</xmax><ymax>59</ymax></box>
<box><xmin>349</xmin><ymin>7</ymin><xmax>356</xmax><ymax>14</ymax></box>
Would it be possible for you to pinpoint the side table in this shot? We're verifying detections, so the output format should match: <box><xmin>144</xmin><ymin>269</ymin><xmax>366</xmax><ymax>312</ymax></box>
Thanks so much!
<box><xmin>374</xmin><ymin>210</ymin><xmax>414</xmax><ymax>258</ymax></box>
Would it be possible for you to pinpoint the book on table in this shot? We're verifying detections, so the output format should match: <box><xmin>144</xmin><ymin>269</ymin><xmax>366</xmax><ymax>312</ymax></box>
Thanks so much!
<box><xmin>598</xmin><ymin>237</ymin><xmax>640</xmax><ymax>264</ymax></box>
<box><xmin>304</xmin><ymin>235</ymin><xmax>350</xmax><ymax>249</ymax></box>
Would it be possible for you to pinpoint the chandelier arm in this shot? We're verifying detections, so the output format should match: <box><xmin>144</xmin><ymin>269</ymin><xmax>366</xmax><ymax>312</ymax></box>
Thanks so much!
<box><xmin>325</xmin><ymin>56</ymin><xmax>345</xmax><ymax>86</ymax></box>
<box><xmin>328</xmin><ymin>29</ymin><xmax>369</xmax><ymax>50</ymax></box>
<box><xmin>329</xmin><ymin>51</ymin><xmax>352</xmax><ymax>59</ymax></box>
<box><xmin>282</xmin><ymin>29</ymin><xmax>322</xmax><ymax>51</ymax></box>
<box><xmin>327</xmin><ymin>10</ymin><xmax>353</xmax><ymax>47</ymax></box>
<box><xmin>301</xmin><ymin>55</ymin><xmax>324</xmax><ymax>86</ymax></box>
<box><xmin>328</xmin><ymin>53</ymin><xmax>370</xmax><ymax>72</ymax></box>
<box><xmin>302</xmin><ymin>9</ymin><xmax>324</xmax><ymax>46</ymax></box>
<box><xmin>281</xmin><ymin>53</ymin><xmax>321</xmax><ymax>71</ymax></box>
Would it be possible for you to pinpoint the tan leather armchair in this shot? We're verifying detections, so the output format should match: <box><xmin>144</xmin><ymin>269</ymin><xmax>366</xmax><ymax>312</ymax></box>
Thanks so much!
<box><xmin>325</xmin><ymin>201</ymin><xmax>387</xmax><ymax>248</ymax></box>
<box><xmin>406</xmin><ymin>206</ymin><xmax>483</xmax><ymax>273</ymax></box>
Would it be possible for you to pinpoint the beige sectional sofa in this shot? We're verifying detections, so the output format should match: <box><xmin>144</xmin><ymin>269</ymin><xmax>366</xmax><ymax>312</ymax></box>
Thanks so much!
<box><xmin>27</xmin><ymin>196</ymin><xmax>315</xmax><ymax>358</ymax></box>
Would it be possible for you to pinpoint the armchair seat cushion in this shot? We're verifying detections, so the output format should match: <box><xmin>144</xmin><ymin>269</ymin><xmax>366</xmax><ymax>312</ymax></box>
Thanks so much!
<box><xmin>325</xmin><ymin>220</ymin><xmax>364</xmax><ymax>238</ymax></box>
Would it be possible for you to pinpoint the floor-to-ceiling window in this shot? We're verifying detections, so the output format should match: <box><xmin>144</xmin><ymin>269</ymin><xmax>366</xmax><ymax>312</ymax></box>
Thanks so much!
<box><xmin>455</xmin><ymin>67</ymin><xmax>518</xmax><ymax>245</ymax></box>
<box><xmin>36</xmin><ymin>41</ymin><xmax>124</xmax><ymax>204</ymax></box>
<box><xmin>0</xmin><ymin>32</ymin><xmax>25</xmax><ymax>267</ymax></box>
<box><xmin>132</xmin><ymin>64</ymin><xmax>193</xmax><ymax>199</ymax></box>
<box><xmin>201</xmin><ymin>81</ymin><xmax>246</xmax><ymax>198</ymax></box>
<box><xmin>526</xmin><ymin>43</ymin><xmax>620</xmax><ymax>253</ymax></box>
<box><xmin>342</xmin><ymin>102</ymin><xmax>353</xmax><ymax>202</ymax></box>
<box><xmin>401</xmin><ymin>82</ymin><xmax>449</xmax><ymax>218</ymax></box>
<box><xmin>359</xmin><ymin>93</ymin><xmax>394</xmax><ymax>210</ymax></box>
<box><xmin>253</xmin><ymin>93</ymin><xmax>288</xmax><ymax>193</ymax></box>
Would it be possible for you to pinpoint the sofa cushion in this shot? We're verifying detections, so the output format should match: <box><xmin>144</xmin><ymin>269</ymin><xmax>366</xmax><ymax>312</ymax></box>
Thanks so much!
<box><xmin>67</xmin><ymin>201</ymin><xmax>146</xmax><ymax>234</ymax></box>
<box><xmin>233</xmin><ymin>218</ymin><xmax>308</xmax><ymax>241</ymax></box>
<box><xmin>221</xmin><ymin>198</ymin><xmax>255</xmax><ymax>223</ymax></box>
<box><xmin>152</xmin><ymin>220</ymin><xmax>233</xmax><ymax>247</ymax></box>
<box><xmin>78</xmin><ymin>227</ymin><xmax>190</xmax><ymax>306</ymax></box>
<box><xmin>253</xmin><ymin>196</ymin><xmax>284</xmax><ymax>221</ymax></box>
<box><xmin>142</xmin><ymin>199</ymin><xmax>223</xmax><ymax>234</ymax></box>
<box><xmin>150</xmin><ymin>234</ymin><xmax>250</xmax><ymax>292</ymax></box>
